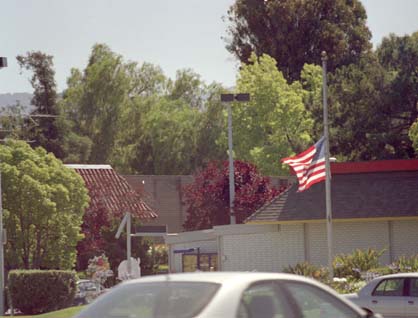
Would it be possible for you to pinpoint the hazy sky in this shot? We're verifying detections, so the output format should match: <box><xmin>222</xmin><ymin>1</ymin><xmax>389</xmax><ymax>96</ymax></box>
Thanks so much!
<box><xmin>1</xmin><ymin>0</ymin><xmax>418</xmax><ymax>94</ymax></box>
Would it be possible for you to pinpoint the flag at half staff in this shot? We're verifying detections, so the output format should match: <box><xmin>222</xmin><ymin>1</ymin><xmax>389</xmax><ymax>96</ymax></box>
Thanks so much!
<box><xmin>281</xmin><ymin>136</ymin><xmax>327</xmax><ymax>192</ymax></box>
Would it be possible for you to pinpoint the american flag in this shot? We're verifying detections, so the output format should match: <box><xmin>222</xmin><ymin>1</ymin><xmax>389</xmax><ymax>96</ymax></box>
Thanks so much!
<box><xmin>281</xmin><ymin>137</ymin><xmax>327</xmax><ymax>192</ymax></box>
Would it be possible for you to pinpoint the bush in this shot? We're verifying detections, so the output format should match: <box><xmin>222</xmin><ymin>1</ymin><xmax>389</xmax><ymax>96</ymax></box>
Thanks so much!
<box><xmin>333</xmin><ymin>248</ymin><xmax>386</xmax><ymax>279</ymax></box>
<box><xmin>8</xmin><ymin>270</ymin><xmax>76</xmax><ymax>315</ymax></box>
<box><xmin>390</xmin><ymin>255</ymin><xmax>418</xmax><ymax>273</ymax></box>
<box><xmin>283</xmin><ymin>262</ymin><xmax>330</xmax><ymax>284</ymax></box>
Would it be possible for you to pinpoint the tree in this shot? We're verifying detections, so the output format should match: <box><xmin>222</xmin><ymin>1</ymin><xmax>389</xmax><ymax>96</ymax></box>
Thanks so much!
<box><xmin>183</xmin><ymin>160</ymin><xmax>281</xmax><ymax>231</ymax></box>
<box><xmin>112</xmin><ymin>82</ymin><xmax>227</xmax><ymax>175</ymax></box>
<box><xmin>327</xmin><ymin>54</ymin><xmax>394</xmax><ymax>161</ymax></box>
<box><xmin>1</xmin><ymin>140</ymin><xmax>89</xmax><ymax>270</ymax></box>
<box><xmin>410</xmin><ymin>120</ymin><xmax>418</xmax><ymax>153</ymax></box>
<box><xmin>16</xmin><ymin>52</ymin><xmax>66</xmax><ymax>159</ymax></box>
<box><xmin>225</xmin><ymin>0</ymin><xmax>372</xmax><ymax>81</ymax></box>
<box><xmin>227</xmin><ymin>53</ymin><xmax>316</xmax><ymax>175</ymax></box>
<box><xmin>168</xmin><ymin>69</ymin><xmax>205</xmax><ymax>109</ymax></box>
<box><xmin>60</xmin><ymin>44</ymin><xmax>131</xmax><ymax>163</ymax></box>
<box><xmin>376</xmin><ymin>32</ymin><xmax>418</xmax><ymax>158</ymax></box>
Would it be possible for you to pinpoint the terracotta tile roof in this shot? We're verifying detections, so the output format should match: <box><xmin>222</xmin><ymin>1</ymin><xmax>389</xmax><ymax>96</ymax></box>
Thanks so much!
<box><xmin>246</xmin><ymin>160</ymin><xmax>418</xmax><ymax>223</ymax></box>
<box><xmin>66</xmin><ymin>164</ymin><xmax>157</xmax><ymax>219</ymax></box>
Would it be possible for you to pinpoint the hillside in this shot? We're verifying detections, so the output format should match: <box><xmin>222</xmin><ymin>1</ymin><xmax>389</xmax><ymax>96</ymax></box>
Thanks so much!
<box><xmin>0</xmin><ymin>92</ymin><xmax>32</xmax><ymax>110</ymax></box>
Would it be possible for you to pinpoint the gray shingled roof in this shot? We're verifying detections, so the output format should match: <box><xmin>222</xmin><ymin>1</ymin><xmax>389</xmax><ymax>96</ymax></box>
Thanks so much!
<box><xmin>246</xmin><ymin>170</ymin><xmax>418</xmax><ymax>223</ymax></box>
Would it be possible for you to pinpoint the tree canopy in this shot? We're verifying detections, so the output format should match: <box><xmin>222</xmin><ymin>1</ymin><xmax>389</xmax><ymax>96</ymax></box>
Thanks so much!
<box><xmin>183</xmin><ymin>160</ymin><xmax>281</xmax><ymax>231</ymax></box>
<box><xmin>2</xmin><ymin>141</ymin><xmax>89</xmax><ymax>270</ymax></box>
<box><xmin>225</xmin><ymin>0</ymin><xmax>372</xmax><ymax>81</ymax></box>
<box><xmin>228</xmin><ymin>53</ymin><xmax>318</xmax><ymax>175</ymax></box>
<box><xmin>17</xmin><ymin>52</ymin><xmax>65</xmax><ymax>159</ymax></box>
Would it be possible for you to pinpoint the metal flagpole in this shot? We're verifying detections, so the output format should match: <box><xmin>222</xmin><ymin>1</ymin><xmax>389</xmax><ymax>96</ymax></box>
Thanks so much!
<box><xmin>322</xmin><ymin>51</ymin><xmax>333</xmax><ymax>279</ymax></box>
<box><xmin>227</xmin><ymin>103</ymin><xmax>236</xmax><ymax>225</ymax></box>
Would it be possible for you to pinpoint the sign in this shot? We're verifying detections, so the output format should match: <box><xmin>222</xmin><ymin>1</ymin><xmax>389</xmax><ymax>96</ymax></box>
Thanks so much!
<box><xmin>131</xmin><ymin>225</ymin><xmax>167</xmax><ymax>237</ymax></box>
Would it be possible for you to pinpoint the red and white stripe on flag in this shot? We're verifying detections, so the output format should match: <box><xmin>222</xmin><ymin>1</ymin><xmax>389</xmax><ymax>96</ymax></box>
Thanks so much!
<box><xmin>281</xmin><ymin>137</ymin><xmax>327</xmax><ymax>192</ymax></box>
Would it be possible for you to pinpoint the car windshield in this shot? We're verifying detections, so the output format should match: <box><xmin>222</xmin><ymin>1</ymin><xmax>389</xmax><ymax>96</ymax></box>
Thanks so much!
<box><xmin>75</xmin><ymin>281</ymin><xmax>221</xmax><ymax>318</ymax></box>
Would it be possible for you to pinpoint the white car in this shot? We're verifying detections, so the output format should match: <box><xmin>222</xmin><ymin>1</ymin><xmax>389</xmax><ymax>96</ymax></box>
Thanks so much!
<box><xmin>74</xmin><ymin>272</ymin><xmax>377</xmax><ymax>318</ymax></box>
<box><xmin>345</xmin><ymin>273</ymin><xmax>418</xmax><ymax>318</ymax></box>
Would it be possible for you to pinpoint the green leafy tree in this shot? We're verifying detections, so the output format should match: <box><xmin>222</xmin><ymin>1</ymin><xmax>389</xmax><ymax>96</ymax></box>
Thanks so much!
<box><xmin>61</xmin><ymin>44</ymin><xmax>130</xmax><ymax>163</ymax></box>
<box><xmin>168</xmin><ymin>69</ymin><xmax>205</xmax><ymax>109</ymax></box>
<box><xmin>410</xmin><ymin>119</ymin><xmax>418</xmax><ymax>153</ymax></box>
<box><xmin>328</xmin><ymin>54</ymin><xmax>393</xmax><ymax>161</ymax></box>
<box><xmin>112</xmin><ymin>80</ymin><xmax>226</xmax><ymax>175</ymax></box>
<box><xmin>376</xmin><ymin>32</ymin><xmax>418</xmax><ymax>158</ymax></box>
<box><xmin>225</xmin><ymin>0</ymin><xmax>372</xmax><ymax>81</ymax></box>
<box><xmin>113</xmin><ymin>96</ymin><xmax>201</xmax><ymax>174</ymax></box>
<box><xmin>17</xmin><ymin>52</ymin><xmax>65</xmax><ymax>159</ymax></box>
<box><xmin>228</xmin><ymin>53</ymin><xmax>315</xmax><ymax>175</ymax></box>
<box><xmin>1</xmin><ymin>140</ymin><xmax>89</xmax><ymax>270</ymax></box>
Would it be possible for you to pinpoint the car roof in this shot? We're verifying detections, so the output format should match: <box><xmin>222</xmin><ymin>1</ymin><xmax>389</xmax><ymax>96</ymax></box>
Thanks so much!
<box><xmin>372</xmin><ymin>272</ymin><xmax>418</xmax><ymax>279</ymax></box>
<box><xmin>124</xmin><ymin>271</ymin><xmax>324</xmax><ymax>286</ymax></box>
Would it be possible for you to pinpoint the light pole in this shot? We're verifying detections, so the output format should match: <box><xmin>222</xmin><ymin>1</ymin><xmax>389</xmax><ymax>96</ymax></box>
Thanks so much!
<box><xmin>220</xmin><ymin>93</ymin><xmax>250</xmax><ymax>225</ymax></box>
<box><xmin>0</xmin><ymin>56</ymin><xmax>7</xmax><ymax>316</ymax></box>
<box><xmin>321</xmin><ymin>51</ymin><xmax>333</xmax><ymax>279</ymax></box>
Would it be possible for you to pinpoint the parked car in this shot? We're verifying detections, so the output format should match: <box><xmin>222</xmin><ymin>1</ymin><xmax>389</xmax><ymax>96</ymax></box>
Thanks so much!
<box><xmin>74</xmin><ymin>279</ymin><xmax>106</xmax><ymax>306</ymax></box>
<box><xmin>345</xmin><ymin>273</ymin><xmax>418</xmax><ymax>318</ymax></box>
<box><xmin>74</xmin><ymin>272</ymin><xmax>378</xmax><ymax>318</ymax></box>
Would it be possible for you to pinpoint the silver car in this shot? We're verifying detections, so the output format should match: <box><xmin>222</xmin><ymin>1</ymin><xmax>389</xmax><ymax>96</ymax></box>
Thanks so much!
<box><xmin>74</xmin><ymin>272</ymin><xmax>377</xmax><ymax>318</ymax></box>
<box><xmin>345</xmin><ymin>273</ymin><xmax>418</xmax><ymax>318</ymax></box>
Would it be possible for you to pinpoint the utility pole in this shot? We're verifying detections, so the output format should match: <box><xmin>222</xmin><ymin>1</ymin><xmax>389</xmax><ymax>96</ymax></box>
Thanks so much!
<box><xmin>220</xmin><ymin>93</ymin><xmax>250</xmax><ymax>225</ymax></box>
<box><xmin>0</xmin><ymin>56</ymin><xmax>8</xmax><ymax>316</ymax></box>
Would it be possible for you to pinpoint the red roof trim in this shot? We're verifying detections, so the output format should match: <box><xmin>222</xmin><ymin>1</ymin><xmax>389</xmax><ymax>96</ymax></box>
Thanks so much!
<box><xmin>331</xmin><ymin>159</ymin><xmax>418</xmax><ymax>174</ymax></box>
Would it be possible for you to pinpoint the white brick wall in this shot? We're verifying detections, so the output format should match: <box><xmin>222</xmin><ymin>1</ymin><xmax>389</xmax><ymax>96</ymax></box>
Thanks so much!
<box><xmin>392</xmin><ymin>220</ymin><xmax>418</xmax><ymax>259</ymax></box>
<box><xmin>221</xmin><ymin>224</ymin><xmax>305</xmax><ymax>272</ymax></box>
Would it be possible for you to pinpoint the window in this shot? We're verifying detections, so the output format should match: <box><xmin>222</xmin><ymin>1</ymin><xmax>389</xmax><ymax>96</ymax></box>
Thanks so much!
<box><xmin>182</xmin><ymin>253</ymin><xmax>217</xmax><ymax>272</ymax></box>
<box><xmin>237</xmin><ymin>281</ymin><xmax>291</xmax><ymax>318</ymax></box>
<box><xmin>283</xmin><ymin>282</ymin><xmax>361</xmax><ymax>318</ymax></box>
<box><xmin>409</xmin><ymin>278</ymin><xmax>418</xmax><ymax>297</ymax></box>
<box><xmin>77</xmin><ymin>282</ymin><xmax>220</xmax><ymax>318</ymax></box>
<box><xmin>373</xmin><ymin>278</ymin><xmax>404</xmax><ymax>297</ymax></box>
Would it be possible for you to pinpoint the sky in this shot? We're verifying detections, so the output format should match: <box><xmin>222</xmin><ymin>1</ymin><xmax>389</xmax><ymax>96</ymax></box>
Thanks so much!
<box><xmin>1</xmin><ymin>0</ymin><xmax>418</xmax><ymax>94</ymax></box>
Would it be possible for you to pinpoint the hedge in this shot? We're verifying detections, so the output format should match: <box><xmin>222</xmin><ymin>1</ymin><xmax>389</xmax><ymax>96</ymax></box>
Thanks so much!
<box><xmin>8</xmin><ymin>270</ymin><xmax>76</xmax><ymax>315</ymax></box>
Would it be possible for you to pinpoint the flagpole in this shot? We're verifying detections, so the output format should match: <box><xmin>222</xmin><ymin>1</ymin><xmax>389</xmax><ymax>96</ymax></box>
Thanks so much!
<box><xmin>322</xmin><ymin>51</ymin><xmax>333</xmax><ymax>279</ymax></box>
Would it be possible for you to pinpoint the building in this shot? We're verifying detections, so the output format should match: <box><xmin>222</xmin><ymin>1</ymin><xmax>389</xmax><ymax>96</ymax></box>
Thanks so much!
<box><xmin>165</xmin><ymin>160</ymin><xmax>418</xmax><ymax>273</ymax></box>
<box><xmin>67</xmin><ymin>164</ymin><xmax>158</xmax><ymax>220</ymax></box>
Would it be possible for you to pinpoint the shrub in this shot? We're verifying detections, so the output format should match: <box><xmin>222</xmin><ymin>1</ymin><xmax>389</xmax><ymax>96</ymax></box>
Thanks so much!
<box><xmin>8</xmin><ymin>270</ymin><xmax>76</xmax><ymax>315</ymax></box>
<box><xmin>283</xmin><ymin>262</ymin><xmax>330</xmax><ymax>284</ymax></box>
<box><xmin>331</xmin><ymin>278</ymin><xmax>367</xmax><ymax>294</ymax></box>
<box><xmin>333</xmin><ymin>248</ymin><xmax>386</xmax><ymax>279</ymax></box>
<box><xmin>390</xmin><ymin>254</ymin><xmax>418</xmax><ymax>273</ymax></box>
